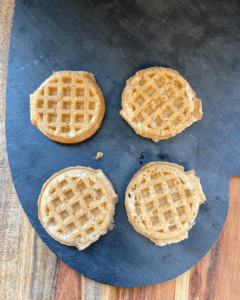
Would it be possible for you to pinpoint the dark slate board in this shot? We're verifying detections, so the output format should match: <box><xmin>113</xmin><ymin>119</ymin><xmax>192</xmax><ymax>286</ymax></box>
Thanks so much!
<box><xmin>5</xmin><ymin>0</ymin><xmax>240</xmax><ymax>287</ymax></box>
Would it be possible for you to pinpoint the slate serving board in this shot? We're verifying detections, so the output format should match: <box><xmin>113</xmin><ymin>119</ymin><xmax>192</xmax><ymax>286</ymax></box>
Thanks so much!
<box><xmin>5</xmin><ymin>0</ymin><xmax>240</xmax><ymax>287</ymax></box>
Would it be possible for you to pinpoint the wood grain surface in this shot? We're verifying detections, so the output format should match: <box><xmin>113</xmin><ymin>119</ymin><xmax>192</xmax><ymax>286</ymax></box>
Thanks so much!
<box><xmin>0</xmin><ymin>1</ymin><xmax>239</xmax><ymax>299</ymax></box>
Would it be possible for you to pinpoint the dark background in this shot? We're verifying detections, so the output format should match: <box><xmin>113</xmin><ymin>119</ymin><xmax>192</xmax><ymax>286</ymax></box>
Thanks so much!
<box><xmin>5</xmin><ymin>0</ymin><xmax>240</xmax><ymax>287</ymax></box>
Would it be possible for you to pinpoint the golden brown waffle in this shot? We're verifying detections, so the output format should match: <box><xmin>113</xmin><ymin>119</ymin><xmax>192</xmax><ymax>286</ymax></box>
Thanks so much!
<box><xmin>120</xmin><ymin>67</ymin><xmax>202</xmax><ymax>142</ymax></box>
<box><xmin>38</xmin><ymin>167</ymin><xmax>118</xmax><ymax>250</ymax></box>
<box><xmin>30</xmin><ymin>71</ymin><xmax>105</xmax><ymax>143</ymax></box>
<box><xmin>125</xmin><ymin>162</ymin><xmax>205</xmax><ymax>246</ymax></box>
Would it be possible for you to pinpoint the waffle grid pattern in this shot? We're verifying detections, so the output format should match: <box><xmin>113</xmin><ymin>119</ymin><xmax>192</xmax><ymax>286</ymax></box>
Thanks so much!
<box><xmin>129</xmin><ymin>70</ymin><xmax>192</xmax><ymax>133</ymax></box>
<box><xmin>131</xmin><ymin>169</ymin><xmax>197</xmax><ymax>236</ymax></box>
<box><xmin>43</xmin><ymin>174</ymin><xmax>109</xmax><ymax>244</ymax></box>
<box><xmin>33</xmin><ymin>73</ymin><xmax>102</xmax><ymax>137</ymax></box>
<box><xmin>120</xmin><ymin>67</ymin><xmax>202</xmax><ymax>142</ymax></box>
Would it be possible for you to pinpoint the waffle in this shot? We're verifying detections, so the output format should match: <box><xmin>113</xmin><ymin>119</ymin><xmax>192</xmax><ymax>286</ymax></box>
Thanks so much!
<box><xmin>30</xmin><ymin>71</ymin><xmax>105</xmax><ymax>143</ymax></box>
<box><xmin>38</xmin><ymin>166</ymin><xmax>118</xmax><ymax>250</ymax></box>
<box><xmin>125</xmin><ymin>162</ymin><xmax>206</xmax><ymax>246</ymax></box>
<box><xmin>120</xmin><ymin>67</ymin><xmax>202</xmax><ymax>142</ymax></box>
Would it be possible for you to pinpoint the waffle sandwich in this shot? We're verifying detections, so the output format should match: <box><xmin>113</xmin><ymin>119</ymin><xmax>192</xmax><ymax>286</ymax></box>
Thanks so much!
<box><xmin>120</xmin><ymin>67</ymin><xmax>202</xmax><ymax>142</ymax></box>
<box><xmin>30</xmin><ymin>71</ymin><xmax>105</xmax><ymax>143</ymax></box>
<box><xmin>125</xmin><ymin>162</ymin><xmax>205</xmax><ymax>246</ymax></box>
<box><xmin>38</xmin><ymin>166</ymin><xmax>118</xmax><ymax>250</ymax></box>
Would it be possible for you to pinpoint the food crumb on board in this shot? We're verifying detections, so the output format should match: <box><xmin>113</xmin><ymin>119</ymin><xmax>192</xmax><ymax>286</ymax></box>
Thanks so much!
<box><xmin>96</xmin><ymin>152</ymin><xmax>103</xmax><ymax>159</ymax></box>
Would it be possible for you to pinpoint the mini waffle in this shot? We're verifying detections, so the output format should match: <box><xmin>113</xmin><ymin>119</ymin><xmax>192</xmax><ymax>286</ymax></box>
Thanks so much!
<box><xmin>120</xmin><ymin>67</ymin><xmax>202</xmax><ymax>142</ymax></box>
<box><xmin>125</xmin><ymin>162</ymin><xmax>205</xmax><ymax>246</ymax></box>
<box><xmin>30</xmin><ymin>71</ymin><xmax>105</xmax><ymax>143</ymax></box>
<box><xmin>38</xmin><ymin>166</ymin><xmax>118</xmax><ymax>250</ymax></box>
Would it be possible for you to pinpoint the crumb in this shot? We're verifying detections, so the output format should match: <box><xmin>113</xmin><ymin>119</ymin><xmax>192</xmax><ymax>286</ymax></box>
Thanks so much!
<box><xmin>108</xmin><ymin>221</ymin><xmax>114</xmax><ymax>231</ymax></box>
<box><xmin>95</xmin><ymin>152</ymin><xmax>103</xmax><ymax>159</ymax></box>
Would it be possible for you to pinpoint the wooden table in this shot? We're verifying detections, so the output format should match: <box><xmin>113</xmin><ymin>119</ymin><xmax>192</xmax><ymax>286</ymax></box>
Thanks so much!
<box><xmin>1</xmin><ymin>2</ymin><xmax>239</xmax><ymax>299</ymax></box>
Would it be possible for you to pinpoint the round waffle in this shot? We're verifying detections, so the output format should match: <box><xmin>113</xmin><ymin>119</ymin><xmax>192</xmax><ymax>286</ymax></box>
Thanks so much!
<box><xmin>30</xmin><ymin>71</ymin><xmax>105</xmax><ymax>143</ymax></box>
<box><xmin>125</xmin><ymin>162</ymin><xmax>206</xmax><ymax>246</ymax></box>
<box><xmin>120</xmin><ymin>67</ymin><xmax>202</xmax><ymax>142</ymax></box>
<box><xmin>38</xmin><ymin>166</ymin><xmax>118</xmax><ymax>251</ymax></box>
